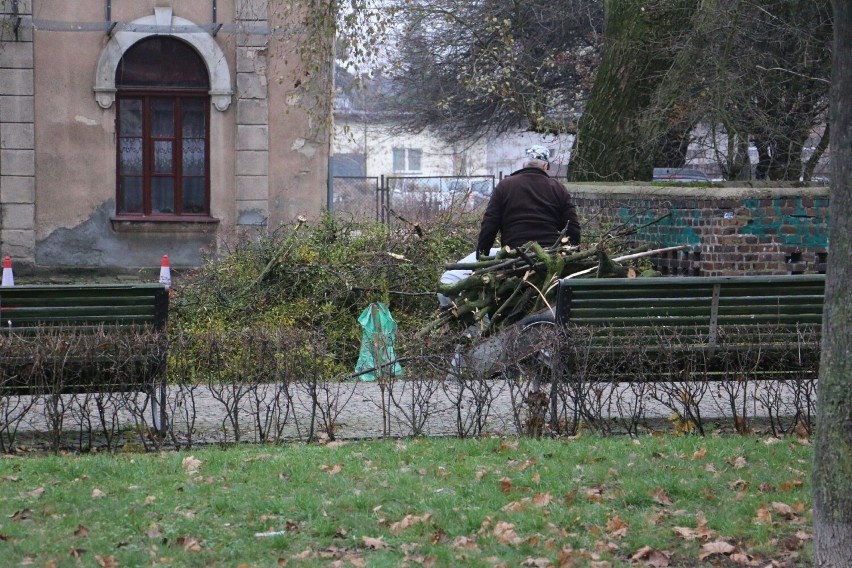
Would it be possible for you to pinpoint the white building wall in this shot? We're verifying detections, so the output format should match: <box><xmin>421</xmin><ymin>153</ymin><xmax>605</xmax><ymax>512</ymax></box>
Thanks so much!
<box><xmin>334</xmin><ymin>115</ymin><xmax>488</xmax><ymax>178</ymax></box>
<box><xmin>487</xmin><ymin>132</ymin><xmax>575</xmax><ymax>178</ymax></box>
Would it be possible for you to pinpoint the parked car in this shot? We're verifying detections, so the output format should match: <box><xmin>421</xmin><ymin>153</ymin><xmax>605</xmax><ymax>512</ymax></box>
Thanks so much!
<box><xmin>653</xmin><ymin>168</ymin><xmax>710</xmax><ymax>183</ymax></box>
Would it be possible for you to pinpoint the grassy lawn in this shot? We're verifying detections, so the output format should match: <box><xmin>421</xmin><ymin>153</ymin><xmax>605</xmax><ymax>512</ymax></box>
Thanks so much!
<box><xmin>0</xmin><ymin>435</ymin><xmax>812</xmax><ymax>567</ymax></box>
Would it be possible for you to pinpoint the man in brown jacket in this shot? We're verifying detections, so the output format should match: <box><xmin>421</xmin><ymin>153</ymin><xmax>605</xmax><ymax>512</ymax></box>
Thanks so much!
<box><xmin>475</xmin><ymin>146</ymin><xmax>581</xmax><ymax>259</ymax></box>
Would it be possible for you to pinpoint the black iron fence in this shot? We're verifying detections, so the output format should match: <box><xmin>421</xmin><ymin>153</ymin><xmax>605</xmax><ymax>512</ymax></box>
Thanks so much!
<box><xmin>332</xmin><ymin>175</ymin><xmax>497</xmax><ymax>224</ymax></box>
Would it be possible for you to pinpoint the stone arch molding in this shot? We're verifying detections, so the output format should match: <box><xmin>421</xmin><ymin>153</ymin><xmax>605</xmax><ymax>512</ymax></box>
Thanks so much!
<box><xmin>94</xmin><ymin>7</ymin><xmax>233</xmax><ymax>111</ymax></box>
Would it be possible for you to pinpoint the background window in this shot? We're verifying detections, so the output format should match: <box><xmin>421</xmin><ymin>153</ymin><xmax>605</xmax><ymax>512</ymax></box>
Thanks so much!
<box><xmin>392</xmin><ymin>148</ymin><xmax>423</xmax><ymax>173</ymax></box>
<box><xmin>115</xmin><ymin>38</ymin><xmax>210</xmax><ymax>217</ymax></box>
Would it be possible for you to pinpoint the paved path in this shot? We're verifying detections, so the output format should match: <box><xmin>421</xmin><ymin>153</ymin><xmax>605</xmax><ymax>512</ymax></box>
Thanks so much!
<box><xmin>6</xmin><ymin>378</ymin><xmax>813</xmax><ymax>449</ymax></box>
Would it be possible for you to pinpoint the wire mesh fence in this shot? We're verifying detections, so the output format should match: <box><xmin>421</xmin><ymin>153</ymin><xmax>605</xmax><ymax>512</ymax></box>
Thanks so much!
<box><xmin>332</xmin><ymin>175</ymin><xmax>496</xmax><ymax>224</ymax></box>
<box><xmin>331</xmin><ymin>176</ymin><xmax>384</xmax><ymax>222</ymax></box>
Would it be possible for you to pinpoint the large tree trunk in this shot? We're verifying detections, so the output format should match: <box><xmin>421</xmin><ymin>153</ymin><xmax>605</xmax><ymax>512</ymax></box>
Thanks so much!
<box><xmin>567</xmin><ymin>0</ymin><xmax>695</xmax><ymax>182</ymax></box>
<box><xmin>812</xmin><ymin>1</ymin><xmax>852</xmax><ymax>565</ymax></box>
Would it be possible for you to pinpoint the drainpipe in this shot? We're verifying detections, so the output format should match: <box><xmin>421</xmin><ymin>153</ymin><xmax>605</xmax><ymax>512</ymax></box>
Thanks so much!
<box><xmin>327</xmin><ymin>33</ymin><xmax>336</xmax><ymax>214</ymax></box>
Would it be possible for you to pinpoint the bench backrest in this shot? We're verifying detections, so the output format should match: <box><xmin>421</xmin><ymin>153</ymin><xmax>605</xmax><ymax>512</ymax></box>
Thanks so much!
<box><xmin>0</xmin><ymin>284</ymin><xmax>169</xmax><ymax>330</ymax></box>
<box><xmin>555</xmin><ymin>275</ymin><xmax>824</xmax><ymax>346</ymax></box>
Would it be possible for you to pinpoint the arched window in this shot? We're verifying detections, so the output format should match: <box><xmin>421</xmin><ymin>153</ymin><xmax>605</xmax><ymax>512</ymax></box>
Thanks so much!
<box><xmin>115</xmin><ymin>37</ymin><xmax>211</xmax><ymax>217</ymax></box>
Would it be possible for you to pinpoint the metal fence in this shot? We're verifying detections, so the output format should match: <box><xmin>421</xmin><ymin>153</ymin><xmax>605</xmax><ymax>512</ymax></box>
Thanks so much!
<box><xmin>332</xmin><ymin>175</ymin><xmax>496</xmax><ymax>224</ymax></box>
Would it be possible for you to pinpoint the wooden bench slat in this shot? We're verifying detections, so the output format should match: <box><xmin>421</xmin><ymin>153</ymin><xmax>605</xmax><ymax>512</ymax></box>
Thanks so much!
<box><xmin>2</xmin><ymin>306</ymin><xmax>159</xmax><ymax>317</ymax></box>
<box><xmin>0</xmin><ymin>285</ymin><xmax>170</xmax><ymax>418</ymax></box>
<box><xmin>553</xmin><ymin>275</ymin><xmax>825</xmax><ymax>382</ymax></box>
<box><xmin>0</xmin><ymin>284</ymin><xmax>169</xmax><ymax>331</ymax></box>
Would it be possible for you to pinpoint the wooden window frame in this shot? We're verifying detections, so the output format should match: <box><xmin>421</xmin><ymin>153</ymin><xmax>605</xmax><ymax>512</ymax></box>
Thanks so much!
<box><xmin>114</xmin><ymin>90</ymin><xmax>213</xmax><ymax>221</ymax></box>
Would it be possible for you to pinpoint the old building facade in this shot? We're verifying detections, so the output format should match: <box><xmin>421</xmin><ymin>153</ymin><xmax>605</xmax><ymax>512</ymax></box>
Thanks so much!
<box><xmin>0</xmin><ymin>0</ymin><xmax>329</xmax><ymax>273</ymax></box>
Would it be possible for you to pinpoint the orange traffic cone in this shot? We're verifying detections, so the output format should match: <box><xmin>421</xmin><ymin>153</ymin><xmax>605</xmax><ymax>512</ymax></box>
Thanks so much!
<box><xmin>2</xmin><ymin>256</ymin><xmax>13</xmax><ymax>287</ymax></box>
<box><xmin>159</xmin><ymin>255</ymin><xmax>171</xmax><ymax>289</ymax></box>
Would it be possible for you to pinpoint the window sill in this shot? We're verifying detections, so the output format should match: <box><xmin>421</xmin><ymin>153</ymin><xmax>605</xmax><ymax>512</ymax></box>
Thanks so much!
<box><xmin>110</xmin><ymin>215</ymin><xmax>220</xmax><ymax>234</ymax></box>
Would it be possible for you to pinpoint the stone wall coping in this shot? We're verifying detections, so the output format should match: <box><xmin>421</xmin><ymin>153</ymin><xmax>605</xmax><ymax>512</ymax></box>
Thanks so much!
<box><xmin>563</xmin><ymin>183</ymin><xmax>829</xmax><ymax>200</ymax></box>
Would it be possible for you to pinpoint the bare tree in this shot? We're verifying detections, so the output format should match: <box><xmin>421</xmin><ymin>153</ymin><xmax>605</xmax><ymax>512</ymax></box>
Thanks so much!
<box><xmin>569</xmin><ymin>0</ymin><xmax>831</xmax><ymax>182</ymax></box>
<box><xmin>812</xmin><ymin>1</ymin><xmax>852</xmax><ymax>564</ymax></box>
<box><xmin>648</xmin><ymin>0</ymin><xmax>832</xmax><ymax>181</ymax></box>
<box><xmin>385</xmin><ymin>0</ymin><xmax>604</xmax><ymax>143</ymax></box>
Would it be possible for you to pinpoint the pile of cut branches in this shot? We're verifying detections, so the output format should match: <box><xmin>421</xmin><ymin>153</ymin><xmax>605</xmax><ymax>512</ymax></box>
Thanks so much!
<box><xmin>420</xmin><ymin>237</ymin><xmax>686</xmax><ymax>337</ymax></box>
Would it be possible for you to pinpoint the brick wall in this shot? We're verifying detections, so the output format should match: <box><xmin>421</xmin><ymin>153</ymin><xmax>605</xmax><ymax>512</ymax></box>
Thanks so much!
<box><xmin>569</xmin><ymin>184</ymin><xmax>830</xmax><ymax>276</ymax></box>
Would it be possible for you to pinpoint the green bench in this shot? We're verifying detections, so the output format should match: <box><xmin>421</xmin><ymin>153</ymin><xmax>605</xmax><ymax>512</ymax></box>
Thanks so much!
<box><xmin>0</xmin><ymin>284</ymin><xmax>170</xmax><ymax>432</ymax></box>
<box><xmin>505</xmin><ymin>274</ymin><xmax>825</xmax><ymax>434</ymax></box>
<box><xmin>552</xmin><ymin>274</ymin><xmax>824</xmax><ymax>378</ymax></box>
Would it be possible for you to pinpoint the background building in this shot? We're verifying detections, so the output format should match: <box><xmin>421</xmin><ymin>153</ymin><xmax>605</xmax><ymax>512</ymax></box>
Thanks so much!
<box><xmin>0</xmin><ymin>0</ymin><xmax>330</xmax><ymax>273</ymax></box>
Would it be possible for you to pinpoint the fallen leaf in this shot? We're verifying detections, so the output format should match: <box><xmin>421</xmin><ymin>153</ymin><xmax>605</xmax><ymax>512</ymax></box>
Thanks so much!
<box><xmin>403</xmin><ymin>552</ymin><xmax>436</xmax><ymax>566</ymax></box>
<box><xmin>795</xmin><ymin>530</ymin><xmax>812</xmax><ymax>541</ymax></box>
<box><xmin>10</xmin><ymin>508</ymin><xmax>32</xmax><ymax>521</ymax></box>
<box><xmin>26</xmin><ymin>487</ymin><xmax>45</xmax><ymax>499</ymax></box>
<box><xmin>732</xmin><ymin>456</ymin><xmax>747</xmax><ymax>469</ymax></box>
<box><xmin>692</xmin><ymin>447</ymin><xmax>707</xmax><ymax>460</ymax></box>
<box><xmin>451</xmin><ymin>536</ymin><xmax>479</xmax><ymax>550</ymax></box>
<box><xmin>475</xmin><ymin>470</ymin><xmax>488</xmax><ymax>480</ymax></box>
<box><xmin>606</xmin><ymin>515</ymin><xmax>628</xmax><ymax>539</ymax></box>
<box><xmin>320</xmin><ymin>464</ymin><xmax>343</xmax><ymax>475</ymax></box>
<box><xmin>771</xmin><ymin>502</ymin><xmax>797</xmax><ymax>520</ymax></box>
<box><xmin>533</xmin><ymin>493</ymin><xmax>553</xmax><ymax>507</ymax></box>
<box><xmin>584</xmin><ymin>487</ymin><xmax>604</xmax><ymax>503</ymax></box>
<box><xmin>430</xmin><ymin>528</ymin><xmax>448</xmax><ymax>545</ymax></box>
<box><xmin>564</xmin><ymin>488</ymin><xmax>578</xmax><ymax>506</ymax></box>
<box><xmin>631</xmin><ymin>545</ymin><xmax>670</xmax><ymax>567</ymax></box>
<box><xmin>74</xmin><ymin>524</ymin><xmax>89</xmax><ymax>537</ymax></box>
<box><xmin>557</xmin><ymin>546</ymin><xmax>576</xmax><ymax>567</ymax></box>
<box><xmin>780</xmin><ymin>479</ymin><xmax>803</xmax><ymax>492</ymax></box>
<box><xmin>516</xmin><ymin>458</ymin><xmax>536</xmax><ymax>472</ymax></box>
<box><xmin>698</xmin><ymin>540</ymin><xmax>735</xmax><ymax>560</ymax></box>
<box><xmin>499</xmin><ymin>477</ymin><xmax>513</xmax><ymax>494</ymax></box>
<box><xmin>673</xmin><ymin>526</ymin><xmax>698</xmax><ymax>540</ymax></box>
<box><xmin>494</xmin><ymin>521</ymin><xmax>523</xmax><ymax>545</ymax></box>
<box><xmin>501</xmin><ymin>501</ymin><xmax>524</xmax><ymax>513</ymax></box>
<box><xmin>786</xmin><ymin>466</ymin><xmax>807</xmax><ymax>477</ymax></box>
<box><xmin>144</xmin><ymin>495</ymin><xmax>156</xmax><ymax>505</ymax></box>
<box><xmin>362</xmin><ymin>536</ymin><xmax>388</xmax><ymax>549</ymax></box>
<box><xmin>176</xmin><ymin>536</ymin><xmax>202</xmax><ymax>552</ymax></box>
<box><xmin>495</xmin><ymin>440</ymin><xmax>519</xmax><ymax>453</ymax></box>
<box><xmin>759</xmin><ymin>483</ymin><xmax>776</xmax><ymax>493</ymax></box>
<box><xmin>68</xmin><ymin>548</ymin><xmax>87</xmax><ymax>559</ymax></box>
<box><xmin>730</xmin><ymin>552</ymin><xmax>752</xmax><ymax>564</ymax></box>
<box><xmin>522</xmin><ymin>558</ymin><xmax>550</xmax><ymax>567</ymax></box>
<box><xmin>390</xmin><ymin>513</ymin><xmax>432</xmax><ymax>534</ymax></box>
<box><xmin>651</xmin><ymin>488</ymin><xmax>674</xmax><ymax>506</ymax></box>
<box><xmin>673</xmin><ymin>518</ymin><xmax>714</xmax><ymax>543</ymax></box>
<box><xmin>754</xmin><ymin>505</ymin><xmax>772</xmax><ymax>524</ymax></box>
<box><xmin>95</xmin><ymin>555</ymin><xmax>118</xmax><ymax>568</ymax></box>
<box><xmin>91</xmin><ymin>489</ymin><xmax>106</xmax><ymax>499</ymax></box>
<box><xmin>181</xmin><ymin>456</ymin><xmax>202</xmax><ymax>475</ymax></box>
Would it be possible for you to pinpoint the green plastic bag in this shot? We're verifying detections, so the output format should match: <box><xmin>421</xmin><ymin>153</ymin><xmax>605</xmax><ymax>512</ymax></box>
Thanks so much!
<box><xmin>354</xmin><ymin>303</ymin><xmax>403</xmax><ymax>381</ymax></box>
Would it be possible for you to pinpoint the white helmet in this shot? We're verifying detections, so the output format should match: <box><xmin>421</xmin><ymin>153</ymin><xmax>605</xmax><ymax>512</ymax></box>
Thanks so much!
<box><xmin>525</xmin><ymin>145</ymin><xmax>550</xmax><ymax>162</ymax></box>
